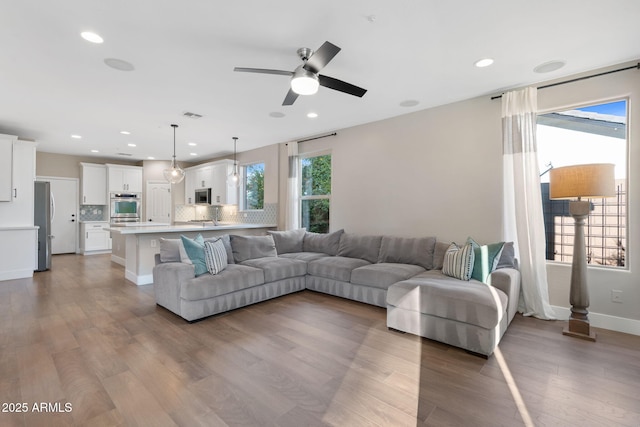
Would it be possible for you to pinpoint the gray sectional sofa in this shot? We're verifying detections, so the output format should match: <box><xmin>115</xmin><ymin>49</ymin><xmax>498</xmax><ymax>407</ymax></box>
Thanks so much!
<box><xmin>152</xmin><ymin>229</ymin><xmax>521</xmax><ymax>356</ymax></box>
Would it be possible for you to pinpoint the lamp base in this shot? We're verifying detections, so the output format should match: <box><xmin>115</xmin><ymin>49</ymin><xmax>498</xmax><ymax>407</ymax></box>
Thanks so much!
<box><xmin>563</xmin><ymin>319</ymin><xmax>596</xmax><ymax>342</ymax></box>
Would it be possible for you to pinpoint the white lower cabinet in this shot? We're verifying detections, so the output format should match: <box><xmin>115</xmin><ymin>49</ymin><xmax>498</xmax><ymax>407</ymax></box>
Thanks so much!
<box><xmin>80</xmin><ymin>222</ymin><xmax>111</xmax><ymax>254</ymax></box>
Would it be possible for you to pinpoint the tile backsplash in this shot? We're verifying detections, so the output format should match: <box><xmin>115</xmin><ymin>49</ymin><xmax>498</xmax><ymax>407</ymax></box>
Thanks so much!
<box><xmin>175</xmin><ymin>203</ymin><xmax>277</xmax><ymax>225</ymax></box>
<box><xmin>79</xmin><ymin>205</ymin><xmax>108</xmax><ymax>221</ymax></box>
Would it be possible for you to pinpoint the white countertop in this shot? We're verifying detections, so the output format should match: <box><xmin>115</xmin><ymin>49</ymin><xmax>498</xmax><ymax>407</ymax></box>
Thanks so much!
<box><xmin>104</xmin><ymin>223</ymin><xmax>276</xmax><ymax>235</ymax></box>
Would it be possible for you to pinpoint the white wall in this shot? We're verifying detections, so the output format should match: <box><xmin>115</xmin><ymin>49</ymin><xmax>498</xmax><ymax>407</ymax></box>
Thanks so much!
<box><xmin>294</xmin><ymin>94</ymin><xmax>504</xmax><ymax>244</ymax></box>
<box><xmin>288</xmin><ymin>61</ymin><xmax>639</xmax><ymax>327</ymax></box>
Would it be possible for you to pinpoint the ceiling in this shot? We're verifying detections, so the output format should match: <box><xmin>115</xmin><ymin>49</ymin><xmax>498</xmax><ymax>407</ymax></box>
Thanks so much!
<box><xmin>1</xmin><ymin>1</ymin><xmax>639</xmax><ymax>162</ymax></box>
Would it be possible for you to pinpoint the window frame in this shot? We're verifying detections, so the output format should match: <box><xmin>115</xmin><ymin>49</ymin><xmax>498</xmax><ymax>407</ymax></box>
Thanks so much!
<box><xmin>536</xmin><ymin>97</ymin><xmax>629</xmax><ymax>270</ymax></box>
<box><xmin>239</xmin><ymin>161</ymin><xmax>265</xmax><ymax>212</ymax></box>
<box><xmin>298</xmin><ymin>150</ymin><xmax>332</xmax><ymax>232</ymax></box>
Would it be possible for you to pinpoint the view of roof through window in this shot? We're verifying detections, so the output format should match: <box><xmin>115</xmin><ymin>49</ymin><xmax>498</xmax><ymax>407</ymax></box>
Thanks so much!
<box><xmin>537</xmin><ymin>100</ymin><xmax>627</xmax><ymax>268</ymax></box>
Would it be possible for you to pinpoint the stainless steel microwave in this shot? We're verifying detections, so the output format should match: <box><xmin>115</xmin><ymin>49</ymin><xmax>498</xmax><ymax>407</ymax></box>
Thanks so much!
<box><xmin>195</xmin><ymin>188</ymin><xmax>212</xmax><ymax>205</ymax></box>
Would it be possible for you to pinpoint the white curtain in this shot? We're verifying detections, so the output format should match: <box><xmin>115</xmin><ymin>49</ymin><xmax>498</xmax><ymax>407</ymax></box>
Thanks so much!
<box><xmin>502</xmin><ymin>87</ymin><xmax>556</xmax><ymax>320</ymax></box>
<box><xmin>285</xmin><ymin>142</ymin><xmax>299</xmax><ymax>230</ymax></box>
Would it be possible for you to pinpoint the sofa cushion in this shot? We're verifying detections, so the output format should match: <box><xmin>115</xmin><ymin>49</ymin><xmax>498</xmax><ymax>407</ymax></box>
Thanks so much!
<box><xmin>279</xmin><ymin>252</ymin><xmax>330</xmax><ymax>262</ymax></box>
<box><xmin>378</xmin><ymin>236</ymin><xmax>436</xmax><ymax>270</ymax></box>
<box><xmin>442</xmin><ymin>243</ymin><xmax>475</xmax><ymax>281</ymax></box>
<box><xmin>496</xmin><ymin>242</ymin><xmax>516</xmax><ymax>269</ymax></box>
<box><xmin>180</xmin><ymin>234</ymin><xmax>208</xmax><ymax>276</ymax></box>
<box><xmin>240</xmin><ymin>257</ymin><xmax>307</xmax><ymax>283</ymax></box>
<box><xmin>432</xmin><ymin>241</ymin><xmax>451</xmax><ymax>271</ymax></box>
<box><xmin>204</xmin><ymin>239</ymin><xmax>228</xmax><ymax>275</ymax></box>
<box><xmin>337</xmin><ymin>233</ymin><xmax>382</xmax><ymax>263</ymax></box>
<box><xmin>307</xmin><ymin>256</ymin><xmax>370</xmax><ymax>282</ymax></box>
<box><xmin>204</xmin><ymin>235</ymin><xmax>234</xmax><ymax>264</ymax></box>
<box><xmin>180</xmin><ymin>264</ymin><xmax>265</xmax><ymax>301</ymax></box>
<box><xmin>159</xmin><ymin>238</ymin><xmax>182</xmax><ymax>262</ymax></box>
<box><xmin>230</xmin><ymin>234</ymin><xmax>277</xmax><ymax>263</ymax></box>
<box><xmin>351</xmin><ymin>263</ymin><xmax>426</xmax><ymax>290</ymax></box>
<box><xmin>303</xmin><ymin>229</ymin><xmax>344</xmax><ymax>255</ymax></box>
<box><xmin>387</xmin><ymin>270</ymin><xmax>508</xmax><ymax>329</ymax></box>
<box><xmin>467</xmin><ymin>237</ymin><xmax>504</xmax><ymax>283</ymax></box>
<box><xmin>268</xmin><ymin>229</ymin><xmax>305</xmax><ymax>254</ymax></box>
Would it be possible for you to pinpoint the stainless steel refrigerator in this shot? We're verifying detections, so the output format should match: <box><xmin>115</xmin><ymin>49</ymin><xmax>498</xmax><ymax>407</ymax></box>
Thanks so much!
<box><xmin>34</xmin><ymin>181</ymin><xmax>52</xmax><ymax>271</ymax></box>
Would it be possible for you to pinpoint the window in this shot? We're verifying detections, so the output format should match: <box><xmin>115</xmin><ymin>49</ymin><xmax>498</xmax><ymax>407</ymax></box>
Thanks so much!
<box><xmin>537</xmin><ymin>99</ymin><xmax>627</xmax><ymax>268</ymax></box>
<box><xmin>300</xmin><ymin>153</ymin><xmax>331</xmax><ymax>233</ymax></box>
<box><xmin>242</xmin><ymin>162</ymin><xmax>264</xmax><ymax>210</ymax></box>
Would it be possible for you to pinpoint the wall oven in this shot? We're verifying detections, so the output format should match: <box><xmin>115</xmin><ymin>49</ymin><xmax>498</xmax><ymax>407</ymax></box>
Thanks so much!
<box><xmin>110</xmin><ymin>193</ymin><xmax>141</xmax><ymax>222</ymax></box>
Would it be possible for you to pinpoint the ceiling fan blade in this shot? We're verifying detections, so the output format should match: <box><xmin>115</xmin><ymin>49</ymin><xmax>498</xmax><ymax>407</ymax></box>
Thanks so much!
<box><xmin>282</xmin><ymin>88</ymin><xmax>299</xmax><ymax>106</ymax></box>
<box><xmin>234</xmin><ymin>67</ymin><xmax>293</xmax><ymax>76</ymax></box>
<box><xmin>318</xmin><ymin>75</ymin><xmax>367</xmax><ymax>98</ymax></box>
<box><xmin>303</xmin><ymin>41</ymin><xmax>341</xmax><ymax>73</ymax></box>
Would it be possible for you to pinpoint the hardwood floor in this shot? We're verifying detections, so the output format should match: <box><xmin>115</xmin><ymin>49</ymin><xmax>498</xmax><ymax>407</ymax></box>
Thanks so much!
<box><xmin>1</xmin><ymin>254</ymin><xmax>639</xmax><ymax>426</ymax></box>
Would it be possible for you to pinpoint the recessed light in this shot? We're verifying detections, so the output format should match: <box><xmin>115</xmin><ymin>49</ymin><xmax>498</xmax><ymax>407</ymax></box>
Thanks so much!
<box><xmin>127</xmin><ymin>143</ymin><xmax>136</xmax><ymax>147</ymax></box>
<box><xmin>90</xmin><ymin>149</ymin><xmax>99</xmax><ymax>153</ymax></box>
<box><xmin>71</xmin><ymin>134</ymin><xmax>82</xmax><ymax>139</ymax></box>
<box><xmin>81</xmin><ymin>32</ymin><xmax>103</xmax><ymax>44</ymax></box>
<box><xmin>120</xmin><ymin>131</ymin><xmax>131</xmax><ymax>135</ymax></box>
<box><xmin>269</xmin><ymin>112</ymin><xmax>286</xmax><ymax>118</ymax></box>
<box><xmin>474</xmin><ymin>58</ymin><xmax>494</xmax><ymax>68</ymax></box>
<box><xmin>534</xmin><ymin>60</ymin><xmax>566</xmax><ymax>73</ymax></box>
<box><xmin>147</xmin><ymin>156</ymin><xmax>155</xmax><ymax>160</ymax></box>
<box><xmin>307</xmin><ymin>112</ymin><xmax>318</xmax><ymax>118</ymax></box>
<box><xmin>104</xmin><ymin>58</ymin><xmax>135</xmax><ymax>72</ymax></box>
<box><xmin>190</xmin><ymin>153</ymin><xmax>197</xmax><ymax>156</ymax></box>
<box><xmin>399</xmin><ymin>100</ymin><xmax>419</xmax><ymax>107</ymax></box>
<box><xmin>188</xmin><ymin>142</ymin><xmax>197</xmax><ymax>146</ymax></box>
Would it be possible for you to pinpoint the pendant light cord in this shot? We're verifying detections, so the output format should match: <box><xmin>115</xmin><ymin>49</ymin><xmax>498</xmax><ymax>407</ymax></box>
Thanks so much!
<box><xmin>171</xmin><ymin>124</ymin><xmax>178</xmax><ymax>166</ymax></box>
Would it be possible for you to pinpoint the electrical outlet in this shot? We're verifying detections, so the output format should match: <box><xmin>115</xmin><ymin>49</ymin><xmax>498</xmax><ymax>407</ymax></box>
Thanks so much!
<box><xmin>150</xmin><ymin>239</ymin><xmax>157</xmax><ymax>248</ymax></box>
<box><xmin>611</xmin><ymin>290</ymin><xmax>623</xmax><ymax>303</ymax></box>
<box><xmin>81</xmin><ymin>209</ymin><xmax>86</xmax><ymax>215</ymax></box>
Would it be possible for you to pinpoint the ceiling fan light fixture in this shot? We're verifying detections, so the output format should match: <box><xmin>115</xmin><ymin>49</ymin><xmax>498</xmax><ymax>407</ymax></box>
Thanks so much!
<box><xmin>291</xmin><ymin>67</ymin><xmax>319</xmax><ymax>95</ymax></box>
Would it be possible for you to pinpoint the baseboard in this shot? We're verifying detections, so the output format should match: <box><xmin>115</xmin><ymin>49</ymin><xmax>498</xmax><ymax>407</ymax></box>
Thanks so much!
<box><xmin>124</xmin><ymin>270</ymin><xmax>153</xmax><ymax>286</ymax></box>
<box><xmin>0</xmin><ymin>269</ymin><xmax>34</xmax><ymax>281</ymax></box>
<box><xmin>551</xmin><ymin>305</ymin><xmax>640</xmax><ymax>336</ymax></box>
<box><xmin>111</xmin><ymin>254</ymin><xmax>125</xmax><ymax>266</ymax></box>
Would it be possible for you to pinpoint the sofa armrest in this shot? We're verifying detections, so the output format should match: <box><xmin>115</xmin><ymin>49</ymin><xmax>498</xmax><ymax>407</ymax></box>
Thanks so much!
<box><xmin>152</xmin><ymin>262</ymin><xmax>195</xmax><ymax>317</ymax></box>
<box><xmin>488</xmin><ymin>268</ymin><xmax>521</xmax><ymax>324</ymax></box>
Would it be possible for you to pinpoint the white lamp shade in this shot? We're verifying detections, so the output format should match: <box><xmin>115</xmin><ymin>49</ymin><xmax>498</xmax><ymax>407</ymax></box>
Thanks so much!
<box><xmin>549</xmin><ymin>163</ymin><xmax>615</xmax><ymax>199</ymax></box>
<box><xmin>291</xmin><ymin>68</ymin><xmax>319</xmax><ymax>95</ymax></box>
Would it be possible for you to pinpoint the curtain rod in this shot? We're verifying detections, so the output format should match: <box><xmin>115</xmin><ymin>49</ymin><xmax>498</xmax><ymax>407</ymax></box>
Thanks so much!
<box><xmin>298</xmin><ymin>132</ymin><xmax>337</xmax><ymax>143</ymax></box>
<box><xmin>490</xmin><ymin>62</ymin><xmax>639</xmax><ymax>100</ymax></box>
<box><xmin>286</xmin><ymin>132</ymin><xmax>337</xmax><ymax>145</ymax></box>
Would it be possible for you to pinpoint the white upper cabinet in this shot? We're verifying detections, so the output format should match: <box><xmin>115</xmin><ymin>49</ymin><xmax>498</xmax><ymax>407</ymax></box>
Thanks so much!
<box><xmin>195</xmin><ymin>166</ymin><xmax>214</xmax><ymax>189</ymax></box>
<box><xmin>80</xmin><ymin>163</ymin><xmax>107</xmax><ymax>205</ymax></box>
<box><xmin>0</xmin><ymin>140</ymin><xmax>35</xmax><ymax>226</ymax></box>
<box><xmin>0</xmin><ymin>135</ymin><xmax>16</xmax><ymax>202</ymax></box>
<box><xmin>107</xmin><ymin>165</ymin><xmax>143</xmax><ymax>193</ymax></box>
<box><xmin>184</xmin><ymin>159</ymin><xmax>237</xmax><ymax>205</ymax></box>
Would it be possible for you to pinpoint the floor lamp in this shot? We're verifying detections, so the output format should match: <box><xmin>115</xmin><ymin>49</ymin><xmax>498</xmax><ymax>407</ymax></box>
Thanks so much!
<box><xmin>549</xmin><ymin>163</ymin><xmax>615</xmax><ymax>341</ymax></box>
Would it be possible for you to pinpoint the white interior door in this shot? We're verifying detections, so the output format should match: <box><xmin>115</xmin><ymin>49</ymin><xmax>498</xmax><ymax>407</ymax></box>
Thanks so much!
<box><xmin>40</xmin><ymin>177</ymin><xmax>78</xmax><ymax>254</ymax></box>
<box><xmin>146</xmin><ymin>181</ymin><xmax>171</xmax><ymax>223</ymax></box>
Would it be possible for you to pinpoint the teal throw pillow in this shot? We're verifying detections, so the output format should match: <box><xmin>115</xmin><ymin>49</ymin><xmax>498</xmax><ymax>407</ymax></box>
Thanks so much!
<box><xmin>467</xmin><ymin>237</ymin><xmax>505</xmax><ymax>283</ymax></box>
<box><xmin>180</xmin><ymin>234</ymin><xmax>208</xmax><ymax>276</ymax></box>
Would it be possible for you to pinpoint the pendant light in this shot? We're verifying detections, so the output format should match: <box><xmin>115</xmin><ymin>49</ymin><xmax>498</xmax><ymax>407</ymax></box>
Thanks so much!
<box><xmin>163</xmin><ymin>124</ymin><xmax>185</xmax><ymax>184</ymax></box>
<box><xmin>227</xmin><ymin>136</ymin><xmax>240</xmax><ymax>187</ymax></box>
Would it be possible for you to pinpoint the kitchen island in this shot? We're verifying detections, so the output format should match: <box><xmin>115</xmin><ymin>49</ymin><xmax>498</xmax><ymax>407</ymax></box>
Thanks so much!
<box><xmin>105</xmin><ymin>223</ymin><xmax>276</xmax><ymax>285</ymax></box>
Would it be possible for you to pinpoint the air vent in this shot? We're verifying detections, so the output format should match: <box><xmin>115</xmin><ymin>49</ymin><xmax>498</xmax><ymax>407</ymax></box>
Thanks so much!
<box><xmin>116</xmin><ymin>152</ymin><xmax>133</xmax><ymax>156</ymax></box>
<box><xmin>183</xmin><ymin>112</ymin><xmax>203</xmax><ymax>119</ymax></box>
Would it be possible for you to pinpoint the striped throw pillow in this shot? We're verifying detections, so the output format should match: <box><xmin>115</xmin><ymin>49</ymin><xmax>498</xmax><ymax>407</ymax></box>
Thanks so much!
<box><xmin>204</xmin><ymin>239</ymin><xmax>228</xmax><ymax>275</ymax></box>
<box><xmin>442</xmin><ymin>242</ymin><xmax>475</xmax><ymax>281</ymax></box>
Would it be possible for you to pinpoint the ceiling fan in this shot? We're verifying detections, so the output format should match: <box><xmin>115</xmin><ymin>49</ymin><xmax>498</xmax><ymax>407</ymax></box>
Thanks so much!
<box><xmin>234</xmin><ymin>41</ymin><xmax>367</xmax><ymax>106</ymax></box>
